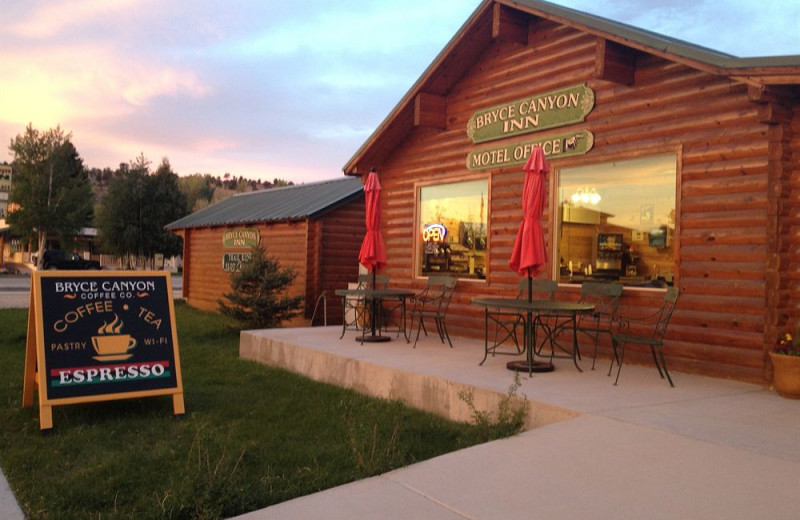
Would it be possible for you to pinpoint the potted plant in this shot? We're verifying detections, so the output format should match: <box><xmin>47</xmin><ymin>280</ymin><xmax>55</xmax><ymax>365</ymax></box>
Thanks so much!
<box><xmin>769</xmin><ymin>326</ymin><xmax>800</xmax><ymax>399</ymax></box>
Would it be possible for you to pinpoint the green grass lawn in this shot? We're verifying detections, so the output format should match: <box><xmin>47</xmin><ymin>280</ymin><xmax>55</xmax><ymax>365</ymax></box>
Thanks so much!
<box><xmin>0</xmin><ymin>302</ymin><xmax>493</xmax><ymax>519</ymax></box>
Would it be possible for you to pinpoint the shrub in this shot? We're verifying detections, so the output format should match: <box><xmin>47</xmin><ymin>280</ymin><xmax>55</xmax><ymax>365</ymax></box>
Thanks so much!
<box><xmin>218</xmin><ymin>244</ymin><xmax>304</xmax><ymax>329</ymax></box>
<box><xmin>458</xmin><ymin>372</ymin><xmax>528</xmax><ymax>442</ymax></box>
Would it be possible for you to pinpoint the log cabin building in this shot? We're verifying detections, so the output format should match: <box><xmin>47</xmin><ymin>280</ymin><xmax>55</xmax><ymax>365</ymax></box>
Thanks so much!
<box><xmin>343</xmin><ymin>0</ymin><xmax>800</xmax><ymax>384</ymax></box>
<box><xmin>166</xmin><ymin>177</ymin><xmax>365</xmax><ymax>325</ymax></box>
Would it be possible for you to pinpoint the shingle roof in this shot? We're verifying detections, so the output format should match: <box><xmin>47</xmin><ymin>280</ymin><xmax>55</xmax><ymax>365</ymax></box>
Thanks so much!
<box><xmin>165</xmin><ymin>177</ymin><xmax>363</xmax><ymax>230</ymax></box>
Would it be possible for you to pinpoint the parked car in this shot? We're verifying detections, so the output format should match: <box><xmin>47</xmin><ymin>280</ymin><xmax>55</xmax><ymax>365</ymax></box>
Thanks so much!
<box><xmin>38</xmin><ymin>250</ymin><xmax>101</xmax><ymax>270</ymax></box>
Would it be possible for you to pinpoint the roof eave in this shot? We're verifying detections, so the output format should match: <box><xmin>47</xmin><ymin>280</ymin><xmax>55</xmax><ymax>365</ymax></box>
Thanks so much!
<box><xmin>343</xmin><ymin>0</ymin><xmax>800</xmax><ymax>174</ymax></box>
<box><xmin>503</xmin><ymin>0</ymin><xmax>800</xmax><ymax>74</ymax></box>
<box><xmin>343</xmin><ymin>0</ymin><xmax>495</xmax><ymax>176</ymax></box>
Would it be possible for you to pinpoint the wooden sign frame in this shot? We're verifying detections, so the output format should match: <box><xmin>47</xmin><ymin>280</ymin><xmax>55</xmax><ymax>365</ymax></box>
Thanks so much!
<box><xmin>466</xmin><ymin>130</ymin><xmax>594</xmax><ymax>171</ymax></box>
<box><xmin>22</xmin><ymin>271</ymin><xmax>185</xmax><ymax>432</ymax></box>
<box><xmin>466</xmin><ymin>84</ymin><xmax>595</xmax><ymax>144</ymax></box>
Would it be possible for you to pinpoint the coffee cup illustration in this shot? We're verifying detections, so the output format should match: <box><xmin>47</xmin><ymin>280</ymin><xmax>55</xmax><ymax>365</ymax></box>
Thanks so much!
<box><xmin>92</xmin><ymin>334</ymin><xmax>137</xmax><ymax>356</ymax></box>
<box><xmin>92</xmin><ymin>314</ymin><xmax>136</xmax><ymax>360</ymax></box>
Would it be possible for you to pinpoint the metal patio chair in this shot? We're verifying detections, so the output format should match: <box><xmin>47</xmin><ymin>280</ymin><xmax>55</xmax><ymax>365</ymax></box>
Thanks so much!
<box><xmin>339</xmin><ymin>273</ymin><xmax>388</xmax><ymax>339</ymax></box>
<box><xmin>611</xmin><ymin>287</ymin><xmax>680</xmax><ymax>386</ymax></box>
<box><xmin>480</xmin><ymin>279</ymin><xmax>557</xmax><ymax>364</ymax></box>
<box><xmin>408</xmin><ymin>276</ymin><xmax>458</xmax><ymax>348</ymax></box>
<box><xmin>574</xmin><ymin>281</ymin><xmax>624</xmax><ymax>369</ymax></box>
<box><xmin>375</xmin><ymin>276</ymin><xmax>409</xmax><ymax>338</ymax></box>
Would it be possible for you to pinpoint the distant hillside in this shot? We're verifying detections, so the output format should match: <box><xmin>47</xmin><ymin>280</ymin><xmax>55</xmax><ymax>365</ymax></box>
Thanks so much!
<box><xmin>87</xmin><ymin>169</ymin><xmax>294</xmax><ymax>213</ymax></box>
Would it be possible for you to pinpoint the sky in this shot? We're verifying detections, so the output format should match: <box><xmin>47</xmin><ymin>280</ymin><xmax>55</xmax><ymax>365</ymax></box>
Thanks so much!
<box><xmin>1</xmin><ymin>0</ymin><xmax>798</xmax><ymax>184</ymax></box>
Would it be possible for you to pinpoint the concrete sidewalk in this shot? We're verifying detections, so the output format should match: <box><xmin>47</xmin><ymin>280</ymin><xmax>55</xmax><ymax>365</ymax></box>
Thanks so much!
<box><xmin>0</xmin><ymin>467</ymin><xmax>23</xmax><ymax>520</ymax></box>
<box><xmin>237</xmin><ymin>416</ymin><xmax>796</xmax><ymax>520</ymax></box>
<box><xmin>234</xmin><ymin>326</ymin><xmax>800</xmax><ymax>520</ymax></box>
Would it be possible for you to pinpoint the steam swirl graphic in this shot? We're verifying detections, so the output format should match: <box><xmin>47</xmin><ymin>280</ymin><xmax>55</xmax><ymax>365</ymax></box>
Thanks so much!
<box><xmin>97</xmin><ymin>314</ymin><xmax>124</xmax><ymax>335</ymax></box>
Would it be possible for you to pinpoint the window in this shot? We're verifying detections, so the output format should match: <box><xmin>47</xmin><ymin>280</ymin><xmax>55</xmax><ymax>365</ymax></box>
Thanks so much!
<box><xmin>557</xmin><ymin>154</ymin><xmax>676</xmax><ymax>287</ymax></box>
<box><xmin>417</xmin><ymin>178</ymin><xmax>489</xmax><ymax>279</ymax></box>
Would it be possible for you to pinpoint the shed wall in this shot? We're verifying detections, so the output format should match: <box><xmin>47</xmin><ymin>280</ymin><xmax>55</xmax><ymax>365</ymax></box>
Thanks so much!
<box><xmin>181</xmin><ymin>222</ymin><xmax>309</xmax><ymax>319</ymax></box>
<box><xmin>306</xmin><ymin>199</ymin><xmax>366</xmax><ymax>324</ymax></box>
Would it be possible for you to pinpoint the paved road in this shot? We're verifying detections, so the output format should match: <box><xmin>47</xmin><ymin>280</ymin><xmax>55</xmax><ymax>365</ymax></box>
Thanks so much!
<box><xmin>0</xmin><ymin>273</ymin><xmax>183</xmax><ymax>309</ymax></box>
<box><xmin>0</xmin><ymin>275</ymin><xmax>35</xmax><ymax>308</ymax></box>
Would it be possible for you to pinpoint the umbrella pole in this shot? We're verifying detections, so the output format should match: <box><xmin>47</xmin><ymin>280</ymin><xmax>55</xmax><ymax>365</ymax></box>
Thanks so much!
<box><xmin>372</xmin><ymin>269</ymin><xmax>378</xmax><ymax>336</ymax></box>
<box><xmin>528</xmin><ymin>268</ymin><xmax>555</xmax><ymax>373</ymax></box>
<box><xmin>528</xmin><ymin>269</ymin><xmax>533</xmax><ymax>373</ymax></box>
<box><xmin>528</xmin><ymin>271</ymin><xmax>533</xmax><ymax>303</ymax></box>
<box><xmin>358</xmin><ymin>267</ymin><xmax>390</xmax><ymax>343</ymax></box>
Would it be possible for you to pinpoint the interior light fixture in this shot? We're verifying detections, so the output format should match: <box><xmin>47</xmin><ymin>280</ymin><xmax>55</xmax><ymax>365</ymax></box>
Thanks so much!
<box><xmin>570</xmin><ymin>187</ymin><xmax>601</xmax><ymax>205</ymax></box>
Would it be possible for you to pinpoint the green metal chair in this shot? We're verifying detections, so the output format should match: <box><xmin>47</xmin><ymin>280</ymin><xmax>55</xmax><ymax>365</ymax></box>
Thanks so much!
<box><xmin>574</xmin><ymin>281</ymin><xmax>624</xmax><ymax>369</ymax></box>
<box><xmin>611</xmin><ymin>287</ymin><xmax>680</xmax><ymax>386</ymax></box>
<box><xmin>409</xmin><ymin>276</ymin><xmax>457</xmax><ymax>348</ymax></box>
<box><xmin>339</xmin><ymin>273</ymin><xmax>388</xmax><ymax>339</ymax></box>
<box><xmin>376</xmin><ymin>276</ymin><xmax>409</xmax><ymax>338</ymax></box>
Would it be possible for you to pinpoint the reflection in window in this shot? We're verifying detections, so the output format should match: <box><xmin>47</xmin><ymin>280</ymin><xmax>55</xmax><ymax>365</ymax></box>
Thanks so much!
<box><xmin>417</xmin><ymin>179</ymin><xmax>489</xmax><ymax>279</ymax></box>
<box><xmin>557</xmin><ymin>154</ymin><xmax>676</xmax><ymax>287</ymax></box>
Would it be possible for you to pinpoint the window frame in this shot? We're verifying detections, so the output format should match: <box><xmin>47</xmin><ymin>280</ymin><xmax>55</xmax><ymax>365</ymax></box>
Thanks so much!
<box><xmin>413</xmin><ymin>174</ymin><xmax>491</xmax><ymax>282</ymax></box>
<box><xmin>549</xmin><ymin>148</ymin><xmax>682</xmax><ymax>290</ymax></box>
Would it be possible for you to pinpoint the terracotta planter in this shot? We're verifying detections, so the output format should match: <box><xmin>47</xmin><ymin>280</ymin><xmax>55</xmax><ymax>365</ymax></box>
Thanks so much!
<box><xmin>769</xmin><ymin>352</ymin><xmax>800</xmax><ymax>399</ymax></box>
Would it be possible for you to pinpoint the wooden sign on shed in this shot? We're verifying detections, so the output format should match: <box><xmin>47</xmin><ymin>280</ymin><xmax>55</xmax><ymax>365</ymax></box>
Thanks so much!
<box><xmin>22</xmin><ymin>271</ymin><xmax>185</xmax><ymax>431</ymax></box>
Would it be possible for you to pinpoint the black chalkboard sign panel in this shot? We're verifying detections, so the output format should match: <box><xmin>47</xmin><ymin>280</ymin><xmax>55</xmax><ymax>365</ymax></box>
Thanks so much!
<box><xmin>23</xmin><ymin>271</ymin><xmax>185</xmax><ymax>431</ymax></box>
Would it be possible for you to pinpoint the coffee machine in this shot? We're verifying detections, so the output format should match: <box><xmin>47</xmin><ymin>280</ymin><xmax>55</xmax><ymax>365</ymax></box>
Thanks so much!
<box><xmin>595</xmin><ymin>233</ymin><xmax>623</xmax><ymax>274</ymax></box>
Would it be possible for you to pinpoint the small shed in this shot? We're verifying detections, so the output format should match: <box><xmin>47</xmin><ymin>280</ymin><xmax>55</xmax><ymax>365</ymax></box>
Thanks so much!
<box><xmin>166</xmin><ymin>177</ymin><xmax>365</xmax><ymax>325</ymax></box>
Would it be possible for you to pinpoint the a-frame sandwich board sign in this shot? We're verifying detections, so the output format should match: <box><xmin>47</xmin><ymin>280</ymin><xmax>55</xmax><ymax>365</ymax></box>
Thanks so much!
<box><xmin>22</xmin><ymin>271</ymin><xmax>185</xmax><ymax>432</ymax></box>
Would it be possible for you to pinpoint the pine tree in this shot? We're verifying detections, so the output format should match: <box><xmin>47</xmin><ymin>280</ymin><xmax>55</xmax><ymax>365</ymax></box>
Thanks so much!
<box><xmin>218</xmin><ymin>244</ymin><xmax>304</xmax><ymax>329</ymax></box>
<box><xmin>95</xmin><ymin>155</ymin><xmax>187</xmax><ymax>268</ymax></box>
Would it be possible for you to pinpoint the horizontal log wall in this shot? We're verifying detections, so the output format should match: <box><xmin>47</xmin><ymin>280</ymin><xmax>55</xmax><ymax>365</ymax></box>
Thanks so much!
<box><xmin>308</xmin><ymin>199</ymin><xmax>366</xmax><ymax>325</ymax></box>
<box><xmin>181</xmin><ymin>222</ymin><xmax>309</xmax><ymax>318</ymax></box>
<box><xmin>762</xmin><ymin>96</ymin><xmax>797</xmax><ymax>383</ymax></box>
<box><xmin>791</xmin><ymin>105</ymin><xmax>800</xmax><ymax>339</ymax></box>
<box><xmin>306</xmin><ymin>220</ymin><xmax>321</xmax><ymax>321</ymax></box>
<box><xmin>378</xmin><ymin>18</ymin><xmax>796</xmax><ymax>383</ymax></box>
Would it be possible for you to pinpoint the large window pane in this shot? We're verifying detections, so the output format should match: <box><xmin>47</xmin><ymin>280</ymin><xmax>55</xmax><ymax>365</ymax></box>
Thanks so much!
<box><xmin>557</xmin><ymin>154</ymin><xmax>676</xmax><ymax>287</ymax></box>
<box><xmin>417</xmin><ymin>179</ymin><xmax>488</xmax><ymax>279</ymax></box>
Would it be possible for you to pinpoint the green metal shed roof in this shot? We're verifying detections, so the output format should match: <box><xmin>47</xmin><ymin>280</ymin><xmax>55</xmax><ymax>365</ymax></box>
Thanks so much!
<box><xmin>165</xmin><ymin>177</ymin><xmax>363</xmax><ymax>230</ymax></box>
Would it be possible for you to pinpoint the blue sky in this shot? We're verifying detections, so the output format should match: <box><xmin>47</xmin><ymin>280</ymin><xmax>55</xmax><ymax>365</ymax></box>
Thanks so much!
<box><xmin>1</xmin><ymin>0</ymin><xmax>798</xmax><ymax>183</ymax></box>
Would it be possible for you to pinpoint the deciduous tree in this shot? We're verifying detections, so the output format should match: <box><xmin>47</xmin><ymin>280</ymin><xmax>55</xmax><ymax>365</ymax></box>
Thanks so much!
<box><xmin>7</xmin><ymin>124</ymin><xmax>93</xmax><ymax>266</ymax></box>
<box><xmin>177</xmin><ymin>173</ymin><xmax>215</xmax><ymax>212</ymax></box>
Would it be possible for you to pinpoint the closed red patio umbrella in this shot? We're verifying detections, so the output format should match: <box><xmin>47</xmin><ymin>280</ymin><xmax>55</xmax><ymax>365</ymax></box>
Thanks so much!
<box><xmin>509</xmin><ymin>145</ymin><xmax>549</xmax><ymax>293</ymax></box>
<box><xmin>357</xmin><ymin>169</ymin><xmax>389</xmax><ymax>342</ymax></box>
<box><xmin>508</xmin><ymin>146</ymin><xmax>552</xmax><ymax>372</ymax></box>
<box><xmin>358</xmin><ymin>169</ymin><xmax>387</xmax><ymax>274</ymax></box>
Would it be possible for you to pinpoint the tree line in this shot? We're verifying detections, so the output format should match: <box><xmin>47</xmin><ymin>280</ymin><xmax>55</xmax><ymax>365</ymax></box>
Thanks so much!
<box><xmin>5</xmin><ymin>124</ymin><xmax>294</xmax><ymax>268</ymax></box>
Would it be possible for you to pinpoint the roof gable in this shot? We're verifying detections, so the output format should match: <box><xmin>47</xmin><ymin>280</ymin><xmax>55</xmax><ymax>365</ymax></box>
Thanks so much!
<box><xmin>166</xmin><ymin>177</ymin><xmax>364</xmax><ymax>230</ymax></box>
<box><xmin>344</xmin><ymin>0</ymin><xmax>800</xmax><ymax>175</ymax></box>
